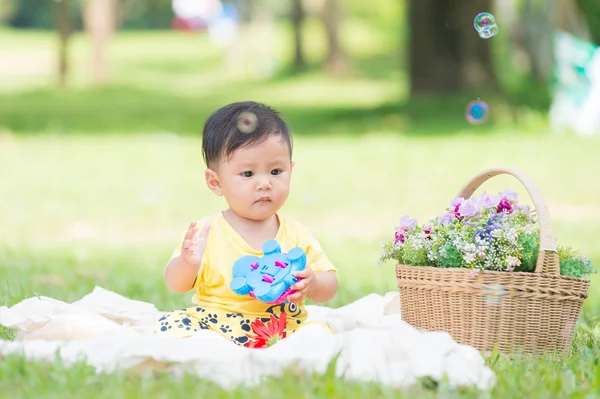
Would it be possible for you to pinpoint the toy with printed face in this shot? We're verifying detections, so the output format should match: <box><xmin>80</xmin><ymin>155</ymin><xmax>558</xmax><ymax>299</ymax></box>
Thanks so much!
<box><xmin>229</xmin><ymin>240</ymin><xmax>307</xmax><ymax>304</ymax></box>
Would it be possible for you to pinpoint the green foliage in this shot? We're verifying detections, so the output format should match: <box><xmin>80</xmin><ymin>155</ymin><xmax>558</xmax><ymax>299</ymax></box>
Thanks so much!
<box><xmin>559</xmin><ymin>246</ymin><xmax>596</xmax><ymax>278</ymax></box>
<box><xmin>578</xmin><ymin>0</ymin><xmax>600</xmax><ymax>45</ymax></box>
<box><xmin>515</xmin><ymin>232</ymin><xmax>539</xmax><ymax>273</ymax></box>
<box><xmin>400</xmin><ymin>236</ymin><xmax>429</xmax><ymax>266</ymax></box>
<box><xmin>438</xmin><ymin>241</ymin><xmax>465</xmax><ymax>269</ymax></box>
<box><xmin>0</xmin><ymin>325</ymin><xmax>15</xmax><ymax>340</ymax></box>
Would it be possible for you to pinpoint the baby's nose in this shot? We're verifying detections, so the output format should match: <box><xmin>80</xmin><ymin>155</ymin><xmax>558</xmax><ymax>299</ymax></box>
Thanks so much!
<box><xmin>257</xmin><ymin>177</ymin><xmax>272</xmax><ymax>190</ymax></box>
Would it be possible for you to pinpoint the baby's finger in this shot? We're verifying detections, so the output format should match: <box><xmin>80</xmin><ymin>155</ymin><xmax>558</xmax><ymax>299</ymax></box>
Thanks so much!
<box><xmin>182</xmin><ymin>239</ymin><xmax>195</xmax><ymax>250</ymax></box>
<box><xmin>292</xmin><ymin>280</ymin><xmax>306</xmax><ymax>291</ymax></box>
<box><xmin>293</xmin><ymin>269</ymin><xmax>311</xmax><ymax>278</ymax></box>
<box><xmin>197</xmin><ymin>222</ymin><xmax>211</xmax><ymax>239</ymax></box>
<box><xmin>287</xmin><ymin>292</ymin><xmax>303</xmax><ymax>303</ymax></box>
<box><xmin>184</xmin><ymin>222</ymin><xmax>198</xmax><ymax>240</ymax></box>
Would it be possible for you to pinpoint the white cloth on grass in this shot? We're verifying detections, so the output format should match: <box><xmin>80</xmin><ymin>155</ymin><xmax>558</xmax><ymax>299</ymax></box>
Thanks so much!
<box><xmin>0</xmin><ymin>286</ymin><xmax>495</xmax><ymax>390</ymax></box>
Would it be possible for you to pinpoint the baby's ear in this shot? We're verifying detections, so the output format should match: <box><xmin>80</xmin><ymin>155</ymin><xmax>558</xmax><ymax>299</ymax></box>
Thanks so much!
<box><xmin>291</xmin><ymin>161</ymin><xmax>296</xmax><ymax>169</ymax></box>
<box><xmin>205</xmin><ymin>169</ymin><xmax>223</xmax><ymax>196</ymax></box>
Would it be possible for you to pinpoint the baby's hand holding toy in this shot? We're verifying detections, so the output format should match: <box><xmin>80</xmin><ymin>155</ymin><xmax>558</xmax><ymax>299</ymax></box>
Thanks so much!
<box><xmin>229</xmin><ymin>240</ymin><xmax>307</xmax><ymax>304</ymax></box>
<box><xmin>286</xmin><ymin>267</ymin><xmax>315</xmax><ymax>303</ymax></box>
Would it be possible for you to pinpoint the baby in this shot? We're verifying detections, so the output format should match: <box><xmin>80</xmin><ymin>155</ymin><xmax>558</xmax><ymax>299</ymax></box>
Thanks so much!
<box><xmin>155</xmin><ymin>101</ymin><xmax>338</xmax><ymax>347</ymax></box>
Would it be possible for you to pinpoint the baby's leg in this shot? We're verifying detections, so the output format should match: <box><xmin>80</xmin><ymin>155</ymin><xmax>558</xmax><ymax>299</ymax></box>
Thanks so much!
<box><xmin>154</xmin><ymin>308</ymin><xmax>211</xmax><ymax>338</ymax></box>
<box><xmin>287</xmin><ymin>320</ymin><xmax>335</xmax><ymax>336</ymax></box>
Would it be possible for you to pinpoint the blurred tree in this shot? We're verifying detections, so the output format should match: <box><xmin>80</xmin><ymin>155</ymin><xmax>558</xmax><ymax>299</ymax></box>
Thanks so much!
<box><xmin>521</xmin><ymin>0</ymin><xmax>556</xmax><ymax>83</ymax></box>
<box><xmin>555</xmin><ymin>0</ymin><xmax>591</xmax><ymax>40</ymax></box>
<box><xmin>56</xmin><ymin>0</ymin><xmax>72</xmax><ymax>88</ymax></box>
<box><xmin>408</xmin><ymin>0</ymin><xmax>497</xmax><ymax>96</ymax></box>
<box><xmin>8</xmin><ymin>0</ymin><xmax>82</xmax><ymax>30</ymax></box>
<box><xmin>322</xmin><ymin>0</ymin><xmax>348</xmax><ymax>75</ymax></box>
<box><xmin>83</xmin><ymin>0</ymin><xmax>118</xmax><ymax>85</ymax></box>
<box><xmin>291</xmin><ymin>0</ymin><xmax>306</xmax><ymax>69</ymax></box>
<box><xmin>576</xmin><ymin>0</ymin><xmax>600</xmax><ymax>44</ymax></box>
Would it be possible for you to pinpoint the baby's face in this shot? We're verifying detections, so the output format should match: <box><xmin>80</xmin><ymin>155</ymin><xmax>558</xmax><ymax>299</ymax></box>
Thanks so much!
<box><xmin>216</xmin><ymin>134</ymin><xmax>293</xmax><ymax>221</ymax></box>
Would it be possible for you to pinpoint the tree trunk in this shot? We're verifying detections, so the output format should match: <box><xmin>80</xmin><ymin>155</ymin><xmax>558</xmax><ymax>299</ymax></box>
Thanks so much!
<box><xmin>56</xmin><ymin>0</ymin><xmax>71</xmax><ymax>88</ymax></box>
<box><xmin>322</xmin><ymin>0</ymin><xmax>348</xmax><ymax>75</ymax></box>
<box><xmin>521</xmin><ymin>0</ymin><xmax>556</xmax><ymax>83</ymax></box>
<box><xmin>291</xmin><ymin>0</ymin><xmax>306</xmax><ymax>69</ymax></box>
<box><xmin>408</xmin><ymin>0</ymin><xmax>497</xmax><ymax>96</ymax></box>
<box><xmin>83</xmin><ymin>0</ymin><xmax>117</xmax><ymax>85</ymax></box>
<box><xmin>455</xmin><ymin>0</ymin><xmax>498</xmax><ymax>90</ymax></box>
<box><xmin>408</xmin><ymin>0</ymin><xmax>460</xmax><ymax>96</ymax></box>
<box><xmin>558</xmin><ymin>0</ymin><xmax>591</xmax><ymax>39</ymax></box>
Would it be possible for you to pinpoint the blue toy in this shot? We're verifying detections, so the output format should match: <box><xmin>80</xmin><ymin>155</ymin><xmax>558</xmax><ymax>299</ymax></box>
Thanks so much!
<box><xmin>229</xmin><ymin>240</ymin><xmax>307</xmax><ymax>304</ymax></box>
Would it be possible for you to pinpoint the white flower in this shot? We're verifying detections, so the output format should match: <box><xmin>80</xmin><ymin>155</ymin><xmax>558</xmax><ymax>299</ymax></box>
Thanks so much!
<box><xmin>505</xmin><ymin>256</ymin><xmax>521</xmax><ymax>271</ymax></box>
<box><xmin>506</xmin><ymin>228</ymin><xmax>518</xmax><ymax>242</ymax></box>
<box><xmin>463</xmin><ymin>253</ymin><xmax>476</xmax><ymax>263</ymax></box>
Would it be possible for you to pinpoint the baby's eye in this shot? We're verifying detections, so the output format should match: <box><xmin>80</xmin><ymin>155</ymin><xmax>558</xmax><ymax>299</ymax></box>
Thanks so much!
<box><xmin>271</xmin><ymin>169</ymin><xmax>283</xmax><ymax>176</ymax></box>
<box><xmin>241</xmin><ymin>171</ymin><xmax>254</xmax><ymax>177</ymax></box>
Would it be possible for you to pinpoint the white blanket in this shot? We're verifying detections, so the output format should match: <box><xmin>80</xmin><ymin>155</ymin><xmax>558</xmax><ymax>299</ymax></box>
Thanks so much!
<box><xmin>0</xmin><ymin>287</ymin><xmax>495</xmax><ymax>390</ymax></box>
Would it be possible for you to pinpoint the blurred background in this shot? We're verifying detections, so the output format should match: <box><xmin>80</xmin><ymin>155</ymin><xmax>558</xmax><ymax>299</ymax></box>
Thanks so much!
<box><xmin>0</xmin><ymin>0</ymin><xmax>599</xmax><ymax>316</ymax></box>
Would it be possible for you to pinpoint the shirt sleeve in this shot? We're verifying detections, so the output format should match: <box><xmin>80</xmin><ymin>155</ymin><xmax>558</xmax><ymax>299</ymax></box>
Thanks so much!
<box><xmin>303</xmin><ymin>229</ymin><xmax>337</xmax><ymax>274</ymax></box>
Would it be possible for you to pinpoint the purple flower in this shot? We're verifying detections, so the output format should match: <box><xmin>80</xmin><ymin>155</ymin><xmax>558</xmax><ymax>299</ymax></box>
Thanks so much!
<box><xmin>397</xmin><ymin>215</ymin><xmax>418</xmax><ymax>230</ymax></box>
<box><xmin>497</xmin><ymin>197</ymin><xmax>513</xmax><ymax>213</ymax></box>
<box><xmin>477</xmin><ymin>221</ymin><xmax>498</xmax><ymax>240</ymax></box>
<box><xmin>450</xmin><ymin>197</ymin><xmax>465</xmax><ymax>207</ymax></box>
<box><xmin>458</xmin><ymin>198</ymin><xmax>480</xmax><ymax>218</ymax></box>
<box><xmin>476</xmin><ymin>192</ymin><xmax>500</xmax><ymax>209</ymax></box>
<box><xmin>499</xmin><ymin>189</ymin><xmax>518</xmax><ymax>202</ymax></box>
<box><xmin>440</xmin><ymin>212</ymin><xmax>453</xmax><ymax>223</ymax></box>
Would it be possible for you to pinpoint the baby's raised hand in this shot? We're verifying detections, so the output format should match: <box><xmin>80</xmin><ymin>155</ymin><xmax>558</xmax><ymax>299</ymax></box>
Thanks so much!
<box><xmin>181</xmin><ymin>221</ymin><xmax>211</xmax><ymax>268</ymax></box>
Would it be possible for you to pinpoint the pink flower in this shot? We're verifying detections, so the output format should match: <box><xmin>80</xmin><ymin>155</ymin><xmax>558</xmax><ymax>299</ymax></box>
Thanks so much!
<box><xmin>497</xmin><ymin>197</ymin><xmax>513</xmax><ymax>213</ymax></box>
<box><xmin>458</xmin><ymin>198</ymin><xmax>480</xmax><ymax>218</ymax></box>
<box><xmin>394</xmin><ymin>230</ymin><xmax>407</xmax><ymax>245</ymax></box>
<box><xmin>423</xmin><ymin>226</ymin><xmax>432</xmax><ymax>240</ymax></box>
<box><xmin>450</xmin><ymin>197</ymin><xmax>465</xmax><ymax>218</ymax></box>
<box><xmin>476</xmin><ymin>192</ymin><xmax>500</xmax><ymax>209</ymax></box>
<box><xmin>499</xmin><ymin>189</ymin><xmax>518</xmax><ymax>202</ymax></box>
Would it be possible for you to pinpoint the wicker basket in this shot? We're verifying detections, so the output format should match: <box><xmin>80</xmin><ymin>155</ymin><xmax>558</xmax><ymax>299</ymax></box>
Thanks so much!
<box><xmin>396</xmin><ymin>168</ymin><xmax>590</xmax><ymax>354</ymax></box>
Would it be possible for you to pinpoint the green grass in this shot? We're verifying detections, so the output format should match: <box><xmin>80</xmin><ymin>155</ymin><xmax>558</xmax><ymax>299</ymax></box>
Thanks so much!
<box><xmin>1</xmin><ymin>24</ymin><xmax>600</xmax><ymax>398</ymax></box>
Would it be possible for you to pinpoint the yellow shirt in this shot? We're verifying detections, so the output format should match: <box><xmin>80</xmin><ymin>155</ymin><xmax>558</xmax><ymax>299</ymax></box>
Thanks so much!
<box><xmin>170</xmin><ymin>211</ymin><xmax>336</xmax><ymax>322</ymax></box>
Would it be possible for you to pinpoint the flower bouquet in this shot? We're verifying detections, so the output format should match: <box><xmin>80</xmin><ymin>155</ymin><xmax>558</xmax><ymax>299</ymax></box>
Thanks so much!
<box><xmin>386</xmin><ymin>168</ymin><xmax>592</xmax><ymax>354</ymax></box>
<box><xmin>379</xmin><ymin>190</ymin><xmax>594</xmax><ymax>279</ymax></box>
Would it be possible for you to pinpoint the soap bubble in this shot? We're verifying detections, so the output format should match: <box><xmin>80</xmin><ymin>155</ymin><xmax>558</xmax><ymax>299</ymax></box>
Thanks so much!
<box><xmin>474</xmin><ymin>12</ymin><xmax>498</xmax><ymax>39</ymax></box>
<box><xmin>465</xmin><ymin>99</ymin><xmax>489</xmax><ymax>124</ymax></box>
<box><xmin>465</xmin><ymin>100</ymin><xmax>489</xmax><ymax>124</ymax></box>
<box><xmin>237</xmin><ymin>111</ymin><xmax>258</xmax><ymax>134</ymax></box>
<box><xmin>478</xmin><ymin>25</ymin><xmax>499</xmax><ymax>39</ymax></box>
<box><xmin>474</xmin><ymin>13</ymin><xmax>495</xmax><ymax>31</ymax></box>
<box><xmin>484</xmin><ymin>283</ymin><xmax>505</xmax><ymax>306</ymax></box>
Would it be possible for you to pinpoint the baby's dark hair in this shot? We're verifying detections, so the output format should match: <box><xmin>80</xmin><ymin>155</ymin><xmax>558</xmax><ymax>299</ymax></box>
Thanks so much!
<box><xmin>201</xmin><ymin>101</ymin><xmax>293</xmax><ymax>169</ymax></box>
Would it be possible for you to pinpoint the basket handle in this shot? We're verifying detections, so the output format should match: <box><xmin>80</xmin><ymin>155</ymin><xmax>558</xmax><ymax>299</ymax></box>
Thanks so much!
<box><xmin>456</xmin><ymin>167</ymin><xmax>560</xmax><ymax>275</ymax></box>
